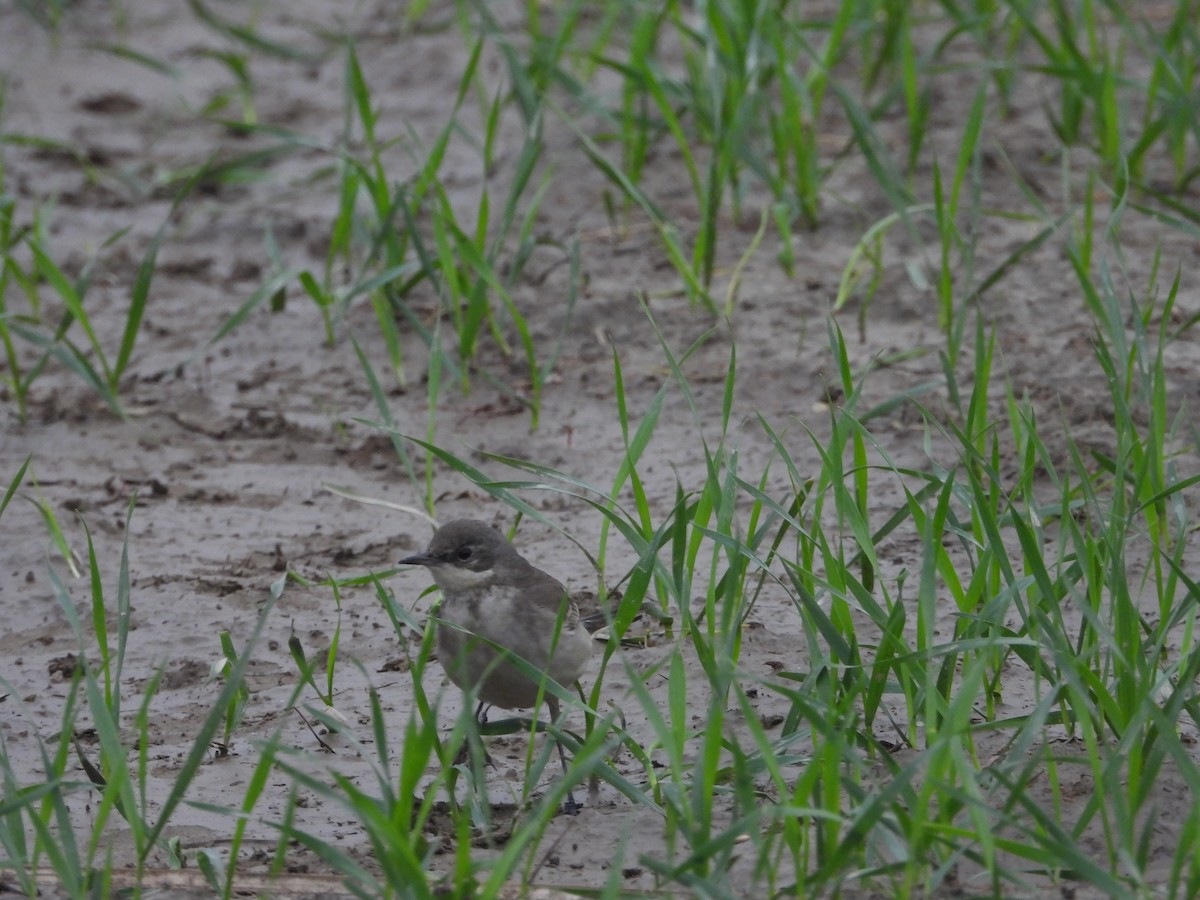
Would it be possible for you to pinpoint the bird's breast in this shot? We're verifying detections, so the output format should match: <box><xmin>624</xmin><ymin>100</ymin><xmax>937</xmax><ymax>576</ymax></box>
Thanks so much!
<box><xmin>434</xmin><ymin>585</ymin><xmax>592</xmax><ymax>708</ymax></box>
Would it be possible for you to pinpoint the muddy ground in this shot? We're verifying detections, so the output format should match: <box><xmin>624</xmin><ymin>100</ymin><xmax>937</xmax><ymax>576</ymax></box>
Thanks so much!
<box><xmin>1</xmin><ymin>2</ymin><xmax>1199</xmax><ymax>897</ymax></box>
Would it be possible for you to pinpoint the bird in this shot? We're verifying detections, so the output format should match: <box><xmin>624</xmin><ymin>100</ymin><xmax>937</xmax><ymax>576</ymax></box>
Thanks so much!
<box><xmin>399</xmin><ymin>518</ymin><xmax>594</xmax><ymax>813</ymax></box>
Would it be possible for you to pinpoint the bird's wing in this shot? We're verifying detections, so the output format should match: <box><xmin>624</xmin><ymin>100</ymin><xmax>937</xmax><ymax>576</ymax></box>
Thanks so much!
<box><xmin>527</xmin><ymin>570</ymin><xmax>580</xmax><ymax>631</ymax></box>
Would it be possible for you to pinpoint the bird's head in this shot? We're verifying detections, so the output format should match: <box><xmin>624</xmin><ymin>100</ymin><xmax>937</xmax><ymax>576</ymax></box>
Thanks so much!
<box><xmin>399</xmin><ymin>519</ymin><xmax>510</xmax><ymax>591</ymax></box>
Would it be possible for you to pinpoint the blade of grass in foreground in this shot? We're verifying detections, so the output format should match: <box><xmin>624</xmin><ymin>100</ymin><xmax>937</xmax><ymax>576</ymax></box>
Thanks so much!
<box><xmin>0</xmin><ymin>455</ymin><xmax>31</xmax><ymax>519</ymax></box>
<box><xmin>139</xmin><ymin>573</ymin><xmax>287</xmax><ymax>862</ymax></box>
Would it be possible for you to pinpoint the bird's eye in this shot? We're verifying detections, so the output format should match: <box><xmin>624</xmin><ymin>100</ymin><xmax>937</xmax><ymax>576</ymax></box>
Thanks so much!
<box><xmin>457</xmin><ymin>546</ymin><xmax>473</xmax><ymax>561</ymax></box>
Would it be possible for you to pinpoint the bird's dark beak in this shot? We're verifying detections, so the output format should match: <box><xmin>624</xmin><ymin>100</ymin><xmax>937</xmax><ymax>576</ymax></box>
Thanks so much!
<box><xmin>399</xmin><ymin>551</ymin><xmax>436</xmax><ymax>567</ymax></box>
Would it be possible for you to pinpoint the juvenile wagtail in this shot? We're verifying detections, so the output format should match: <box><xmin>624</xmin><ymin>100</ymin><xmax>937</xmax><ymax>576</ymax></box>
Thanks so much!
<box><xmin>400</xmin><ymin>518</ymin><xmax>594</xmax><ymax>813</ymax></box>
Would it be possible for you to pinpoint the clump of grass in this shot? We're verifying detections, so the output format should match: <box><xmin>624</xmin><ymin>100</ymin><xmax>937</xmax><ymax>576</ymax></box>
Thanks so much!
<box><xmin>0</xmin><ymin>494</ymin><xmax>284</xmax><ymax>895</ymax></box>
<box><xmin>0</xmin><ymin>201</ymin><xmax>162</xmax><ymax>420</ymax></box>
<box><xmin>356</xmin><ymin>262</ymin><xmax>1200</xmax><ymax>894</ymax></box>
<box><xmin>7</xmin><ymin>260</ymin><xmax>1199</xmax><ymax>894</ymax></box>
<box><xmin>295</xmin><ymin>31</ymin><xmax>574</xmax><ymax>427</ymax></box>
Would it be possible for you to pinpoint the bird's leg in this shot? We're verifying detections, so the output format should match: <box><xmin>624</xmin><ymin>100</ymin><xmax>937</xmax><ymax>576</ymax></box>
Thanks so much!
<box><xmin>454</xmin><ymin>698</ymin><xmax>496</xmax><ymax>769</ymax></box>
<box><xmin>475</xmin><ymin>701</ymin><xmax>498</xmax><ymax>768</ymax></box>
<box><xmin>474</xmin><ymin>700</ymin><xmax>491</xmax><ymax>725</ymax></box>
<box><xmin>465</xmin><ymin>698</ymin><xmax>496</xmax><ymax>769</ymax></box>
<box><xmin>555</xmin><ymin>740</ymin><xmax>580</xmax><ymax>816</ymax></box>
<box><xmin>546</xmin><ymin>697</ymin><xmax>580</xmax><ymax>816</ymax></box>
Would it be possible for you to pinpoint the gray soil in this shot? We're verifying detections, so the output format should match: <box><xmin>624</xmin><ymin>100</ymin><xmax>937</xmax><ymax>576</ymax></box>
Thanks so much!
<box><xmin>1</xmin><ymin>2</ymin><xmax>1198</xmax><ymax>897</ymax></box>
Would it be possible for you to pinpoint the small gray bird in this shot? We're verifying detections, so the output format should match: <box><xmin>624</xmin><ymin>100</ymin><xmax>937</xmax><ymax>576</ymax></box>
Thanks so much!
<box><xmin>400</xmin><ymin>518</ymin><xmax>594</xmax><ymax>812</ymax></box>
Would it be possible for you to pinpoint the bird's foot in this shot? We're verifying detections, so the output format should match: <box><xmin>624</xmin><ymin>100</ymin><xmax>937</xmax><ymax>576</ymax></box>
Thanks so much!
<box><xmin>453</xmin><ymin>740</ymin><xmax>496</xmax><ymax>769</ymax></box>
<box><xmin>561</xmin><ymin>789</ymin><xmax>581</xmax><ymax>816</ymax></box>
